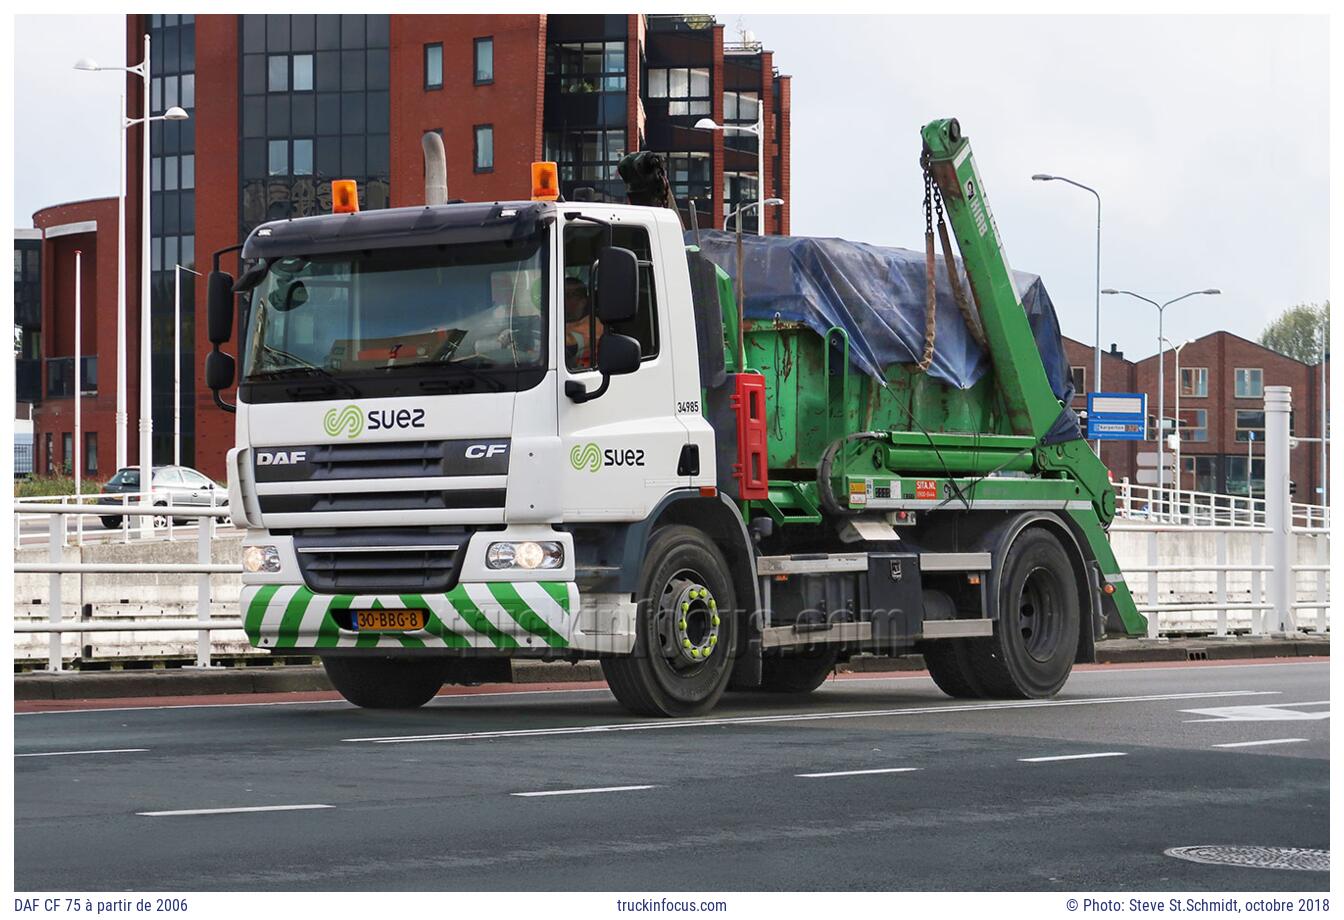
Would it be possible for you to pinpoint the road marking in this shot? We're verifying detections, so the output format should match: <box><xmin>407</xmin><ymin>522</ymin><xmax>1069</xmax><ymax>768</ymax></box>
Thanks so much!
<box><xmin>1019</xmin><ymin>752</ymin><xmax>1128</xmax><ymax>763</ymax></box>
<box><xmin>1183</xmin><ymin>700</ymin><xmax>1329</xmax><ymax>723</ymax></box>
<box><xmin>15</xmin><ymin>748</ymin><xmax>149</xmax><ymax>758</ymax></box>
<box><xmin>344</xmin><ymin>690</ymin><xmax>1278</xmax><ymax>745</ymax></box>
<box><xmin>137</xmin><ymin>804</ymin><xmax>334</xmax><ymax>817</ymax></box>
<box><xmin>796</xmin><ymin>767</ymin><xmax>921</xmax><ymax>778</ymax></box>
<box><xmin>1212</xmin><ymin>737</ymin><xmax>1310</xmax><ymax>748</ymax></box>
<box><xmin>511</xmin><ymin>785</ymin><xmax>658</xmax><ymax>798</ymax></box>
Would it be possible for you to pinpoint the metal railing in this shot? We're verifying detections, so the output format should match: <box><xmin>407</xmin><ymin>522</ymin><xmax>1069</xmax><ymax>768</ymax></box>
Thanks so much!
<box><xmin>14</xmin><ymin>489</ymin><xmax>237</xmax><ymax>548</ymax></box>
<box><xmin>12</xmin><ymin>502</ymin><xmax>242</xmax><ymax>672</ymax></box>
<box><xmin>1115</xmin><ymin>479</ymin><xmax>1329</xmax><ymax>531</ymax></box>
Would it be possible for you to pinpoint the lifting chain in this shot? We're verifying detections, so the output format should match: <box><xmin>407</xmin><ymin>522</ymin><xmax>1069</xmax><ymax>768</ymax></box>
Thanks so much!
<box><xmin>919</xmin><ymin>150</ymin><xmax>989</xmax><ymax>375</ymax></box>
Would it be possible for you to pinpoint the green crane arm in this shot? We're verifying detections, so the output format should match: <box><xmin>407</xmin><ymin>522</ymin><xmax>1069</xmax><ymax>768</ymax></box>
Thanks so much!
<box><xmin>921</xmin><ymin>118</ymin><xmax>1146</xmax><ymax>637</ymax></box>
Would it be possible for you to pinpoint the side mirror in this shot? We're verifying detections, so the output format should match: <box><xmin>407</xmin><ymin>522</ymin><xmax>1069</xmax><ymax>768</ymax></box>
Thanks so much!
<box><xmin>207</xmin><ymin>271</ymin><xmax>235</xmax><ymax>345</ymax></box>
<box><xmin>595</xmin><ymin>246</ymin><xmax>639</xmax><ymax>324</ymax></box>
<box><xmin>597</xmin><ymin>333</ymin><xmax>640</xmax><ymax>376</ymax></box>
<box><xmin>205</xmin><ymin>351</ymin><xmax>236</xmax><ymax>392</ymax></box>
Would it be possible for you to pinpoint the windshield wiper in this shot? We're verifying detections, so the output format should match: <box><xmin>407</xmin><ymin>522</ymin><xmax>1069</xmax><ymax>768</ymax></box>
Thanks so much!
<box><xmin>250</xmin><ymin>346</ymin><xmax>362</xmax><ymax>397</ymax></box>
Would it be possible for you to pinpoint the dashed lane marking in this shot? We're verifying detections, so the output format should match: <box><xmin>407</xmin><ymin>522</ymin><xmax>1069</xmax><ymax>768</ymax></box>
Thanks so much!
<box><xmin>511</xmin><ymin>785</ymin><xmax>658</xmax><ymax>798</ymax></box>
<box><xmin>796</xmin><ymin>767</ymin><xmax>921</xmax><ymax>778</ymax></box>
<box><xmin>344</xmin><ymin>690</ymin><xmax>1278</xmax><ymax>745</ymax></box>
<box><xmin>1018</xmin><ymin>752</ymin><xmax>1128</xmax><ymax>763</ymax></box>
<box><xmin>137</xmin><ymin>804</ymin><xmax>334</xmax><ymax>817</ymax></box>
<box><xmin>1212</xmin><ymin>737</ymin><xmax>1310</xmax><ymax>748</ymax></box>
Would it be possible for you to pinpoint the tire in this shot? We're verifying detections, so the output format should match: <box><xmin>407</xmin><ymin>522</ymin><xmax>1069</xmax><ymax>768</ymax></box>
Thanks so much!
<box><xmin>602</xmin><ymin>525</ymin><xmax>738</xmax><ymax>717</ymax></box>
<box><xmin>152</xmin><ymin>502</ymin><xmax>169</xmax><ymax>529</ymax></box>
<box><xmin>759</xmin><ymin>648</ymin><xmax>839</xmax><ymax>694</ymax></box>
<box><xmin>100</xmin><ymin>516</ymin><xmax>122</xmax><ymax>530</ymax></box>
<box><xmin>321</xmin><ymin>656</ymin><xmax>447</xmax><ymax>709</ymax></box>
<box><xmin>926</xmin><ymin>528</ymin><xmax>1080</xmax><ymax>700</ymax></box>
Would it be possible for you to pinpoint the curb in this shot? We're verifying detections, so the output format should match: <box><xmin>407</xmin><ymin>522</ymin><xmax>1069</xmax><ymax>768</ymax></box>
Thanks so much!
<box><xmin>13</xmin><ymin>638</ymin><xmax>1327</xmax><ymax>701</ymax></box>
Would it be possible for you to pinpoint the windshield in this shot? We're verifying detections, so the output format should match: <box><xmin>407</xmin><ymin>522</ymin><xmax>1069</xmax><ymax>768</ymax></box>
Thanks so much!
<box><xmin>242</xmin><ymin>235</ymin><xmax>547</xmax><ymax>389</ymax></box>
<box><xmin>108</xmin><ymin>469</ymin><xmax>140</xmax><ymax>487</ymax></box>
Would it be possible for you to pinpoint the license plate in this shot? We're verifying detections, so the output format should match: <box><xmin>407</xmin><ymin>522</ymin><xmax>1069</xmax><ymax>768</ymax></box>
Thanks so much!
<box><xmin>351</xmin><ymin>609</ymin><xmax>428</xmax><ymax>632</ymax></box>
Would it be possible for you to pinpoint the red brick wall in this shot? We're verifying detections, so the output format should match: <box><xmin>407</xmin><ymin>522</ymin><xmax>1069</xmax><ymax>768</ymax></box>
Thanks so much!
<box><xmin>710</xmin><ymin>24</ymin><xmax>725</xmax><ymax>226</ymax></box>
<box><xmin>190</xmin><ymin>14</ymin><xmax>242</xmax><ymax>481</ymax></box>
<box><xmin>32</xmin><ymin>197</ymin><xmax>121</xmax><ymax>480</ymax></box>
<box><xmin>388</xmin><ymin>15</ymin><xmax>546</xmax><ymax>208</ymax></box>
<box><xmin>775</xmin><ymin>74</ymin><xmax>791</xmax><ymax>235</ymax></box>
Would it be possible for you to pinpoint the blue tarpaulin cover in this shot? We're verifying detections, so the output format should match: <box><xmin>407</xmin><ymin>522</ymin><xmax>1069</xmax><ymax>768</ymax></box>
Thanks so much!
<box><xmin>688</xmin><ymin>230</ymin><xmax>1075</xmax><ymax>410</ymax></box>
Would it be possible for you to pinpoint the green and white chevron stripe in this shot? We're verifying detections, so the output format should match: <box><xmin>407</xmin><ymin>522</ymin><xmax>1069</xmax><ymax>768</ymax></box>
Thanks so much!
<box><xmin>239</xmin><ymin>582</ymin><xmax>578</xmax><ymax>651</ymax></box>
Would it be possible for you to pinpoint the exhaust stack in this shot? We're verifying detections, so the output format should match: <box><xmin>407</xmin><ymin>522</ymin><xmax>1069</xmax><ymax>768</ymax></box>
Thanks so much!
<box><xmin>422</xmin><ymin>131</ymin><xmax>447</xmax><ymax>206</ymax></box>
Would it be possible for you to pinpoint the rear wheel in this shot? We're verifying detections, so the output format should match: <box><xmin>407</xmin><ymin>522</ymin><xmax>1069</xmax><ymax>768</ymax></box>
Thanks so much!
<box><xmin>321</xmin><ymin>656</ymin><xmax>447</xmax><ymax>709</ymax></box>
<box><xmin>926</xmin><ymin>528</ymin><xmax>1080</xmax><ymax>700</ymax></box>
<box><xmin>759</xmin><ymin>648</ymin><xmax>839</xmax><ymax>694</ymax></box>
<box><xmin>99</xmin><ymin>516</ymin><xmax>122</xmax><ymax>530</ymax></box>
<box><xmin>602</xmin><ymin>526</ymin><xmax>738</xmax><ymax>717</ymax></box>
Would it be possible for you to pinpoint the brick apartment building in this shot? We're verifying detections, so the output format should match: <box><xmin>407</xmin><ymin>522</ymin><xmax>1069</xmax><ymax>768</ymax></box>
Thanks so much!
<box><xmin>18</xmin><ymin>13</ymin><xmax>791</xmax><ymax>480</ymax></box>
<box><xmin>1063</xmin><ymin>334</ymin><xmax>1329</xmax><ymax>502</ymax></box>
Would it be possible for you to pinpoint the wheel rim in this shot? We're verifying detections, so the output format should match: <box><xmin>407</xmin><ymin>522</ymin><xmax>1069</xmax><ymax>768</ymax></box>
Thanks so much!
<box><xmin>652</xmin><ymin>569</ymin><xmax>721</xmax><ymax>672</ymax></box>
<box><xmin>1018</xmin><ymin>565</ymin><xmax>1064</xmax><ymax>663</ymax></box>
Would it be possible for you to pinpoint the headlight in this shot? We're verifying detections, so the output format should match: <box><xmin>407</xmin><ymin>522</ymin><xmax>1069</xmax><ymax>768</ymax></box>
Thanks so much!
<box><xmin>486</xmin><ymin>540</ymin><xmax>564</xmax><ymax>570</ymax></box>
<box><xmin>242</xmin><ymin>544</ymin><xmax>282</xmax><ymax>573</ymax></box>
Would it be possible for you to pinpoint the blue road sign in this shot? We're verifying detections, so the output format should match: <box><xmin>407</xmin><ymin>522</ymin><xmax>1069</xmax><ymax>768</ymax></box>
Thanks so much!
<box><xmin>1086</xmin><ymin>392</ymin><xmax>1148</xmax><ymax>441</ymax></box>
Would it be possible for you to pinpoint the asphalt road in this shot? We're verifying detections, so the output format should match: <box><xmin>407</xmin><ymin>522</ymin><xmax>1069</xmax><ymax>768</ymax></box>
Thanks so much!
<box><xmin>13</xmin><ymin>659</ymin><xmax>1329</xmax><ymax>892</ymax></box>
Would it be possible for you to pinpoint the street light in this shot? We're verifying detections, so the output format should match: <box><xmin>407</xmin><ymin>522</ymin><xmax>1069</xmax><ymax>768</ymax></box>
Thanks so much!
<box><xmin>174</xmin><ymin>264</ymin><xmax>203</xmax><ymax>466</ymax></box>
<box><xmin>1161</xmin><ymin>336</ymin><xmax>1195</xmax><ymax>521</ymax></box>
<box><xmin>1032</xmin><ymin>173</ymin><xmax>1102</xmax><ymax>454</ymax></box>
<box><xmin>723</xmin><ymin>198</ymin><xmax>784</xmax><ymax>231</ymax></box>
<box><xmin>695</xmin><ymin>116</ymin><xmax>766</xmax><ymax>236</ymax></box>
<box><xmin>1103</xmin><ymin>288</ymin><xmax>1220</xmax><ymax>509</ymax></box>
<box><xmin>76</xmin><ymin>36</ymin><xmax>191</xmax><ymax>531</ymax></box>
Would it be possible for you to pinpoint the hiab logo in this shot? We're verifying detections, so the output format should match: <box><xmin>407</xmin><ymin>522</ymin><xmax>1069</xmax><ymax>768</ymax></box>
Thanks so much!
<box><xmin>570</xmin><ymin>442</ymin><xmax>602</xmax><ymax>472</ymax></box>
<box><xmin>323</xmin><ymin>405</ymin><xmax>365</xmax><ymax>439</ymax></box>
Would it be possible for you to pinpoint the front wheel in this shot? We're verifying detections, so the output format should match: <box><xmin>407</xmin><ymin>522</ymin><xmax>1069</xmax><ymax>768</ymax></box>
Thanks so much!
<box><xmin>602</xmin><ymin>525</ymin><xmax>738</xmax><ymax>717</ymax></box>
<box><xmin>321</xmin><ymin>656</ymin><xmax>447</xmax><ymax>709</ymax></box>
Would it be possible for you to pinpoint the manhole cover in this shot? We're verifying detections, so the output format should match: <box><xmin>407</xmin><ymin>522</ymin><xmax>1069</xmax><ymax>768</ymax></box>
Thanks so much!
<box><xmin>1166</xmin><ymin>846</ymin><xmax>1329</xmax><ymax>872</ymax></box>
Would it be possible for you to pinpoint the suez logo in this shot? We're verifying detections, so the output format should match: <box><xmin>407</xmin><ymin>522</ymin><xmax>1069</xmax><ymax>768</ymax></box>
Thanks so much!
<box><xmin>322</xmin><ymin>404</ymin><xmax>425</xmax><ymax>439</ymax></box>
<box><xmin>569</xmin><ymin>442</ymin><xmax>645</xmax><ymax>472</ymax></box>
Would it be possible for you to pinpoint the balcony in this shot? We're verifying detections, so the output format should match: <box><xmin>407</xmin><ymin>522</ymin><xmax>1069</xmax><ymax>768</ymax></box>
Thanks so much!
<box><xmin>44</xmin><ymin>356</ymin><xmax>97</xmax><ymax>398</ymax></box>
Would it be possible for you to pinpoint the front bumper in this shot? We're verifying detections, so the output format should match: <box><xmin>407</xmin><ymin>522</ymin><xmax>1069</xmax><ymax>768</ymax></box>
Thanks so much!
<box><xmin>239</xmin><ymin>582</ymin><xmax>634</xmax><ymax>655</ymax></box>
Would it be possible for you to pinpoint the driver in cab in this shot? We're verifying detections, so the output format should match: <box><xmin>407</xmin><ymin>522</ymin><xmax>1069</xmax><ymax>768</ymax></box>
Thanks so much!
<box><xmin>563</xmin><ymin>275</ymin><xmax>603</xmax><ymax>370</ymax></box>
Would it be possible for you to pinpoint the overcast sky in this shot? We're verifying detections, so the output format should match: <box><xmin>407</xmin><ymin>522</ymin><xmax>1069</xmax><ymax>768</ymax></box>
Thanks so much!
<box><xmin>13</xmin><ymin>13</ymin><xmax>1330</xmax><ymax>360</ymax></box>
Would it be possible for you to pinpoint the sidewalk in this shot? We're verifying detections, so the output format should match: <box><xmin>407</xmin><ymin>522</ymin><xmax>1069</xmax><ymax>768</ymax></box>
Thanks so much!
<box><xmin>14</xmin><ymin>636</ymin><xmax>1327</xmax><ymax>702</ymax></box>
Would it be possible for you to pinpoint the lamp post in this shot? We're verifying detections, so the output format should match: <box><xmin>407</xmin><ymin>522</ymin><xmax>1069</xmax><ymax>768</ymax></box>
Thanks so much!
<box><xmin>173</xmin><ymin>264</ymin><xmax>202</xmax><ymax>466</ymax></box>
<box><xmin>1031</xmin><ymin>173</ymin><xmax>1101</xmax><ymax>454</ymax></box>
<box><xmin>1161</xmin><ymin>336</ymin><xmax>1193</xmax><ymax>521</ymax></box>
<box><xmin>723</xmin><ymin>198</ymin><xmax>784</xmax><ymax>231</ymax></box>
<box><xmin>76</xmin><ymin>38</ymin><xmax>190</xmax><ymax>528</ymax></box>
<box><xmin>1103</xmin><ymin>288</ymin><xmax>1219</xmax><ymax>512</ymax></box>
<box><xmin>695</xmin><ymin>116</ymin><xmax>766</xmax><ymax>236</ymax></box>
<box><xmin>718</xmin><ymin>198</ymin><xmax>784</xmax><ymax>371</ymax></box>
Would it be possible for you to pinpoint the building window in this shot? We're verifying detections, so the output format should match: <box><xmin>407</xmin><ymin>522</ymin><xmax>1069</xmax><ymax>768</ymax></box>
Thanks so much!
<box><xmin>1234</xmin><ymin>367</ymin><xmax>1263</xmax><ymax>399</ymax></box>
<box><xmin>44</xmin><ymin>432</ymin><xmax>53</xmax><ymax>475</ymax></box>
<box><xmin>1225</xmin><ymin>456</ymin><xmax>1265</xmax><ymax>497</ymax></box>
<box><xmin>1180</xmin><ymin>366</ymin><xmax>1208</xmax><ymax>398</ymax></box>
<box><xmin>723</xmin><ymin>90</ymin><xmax>759</xmax><ymax>125</ymax></box>
<box><xmin>544</xmin><ymin>129</ymin><xmax>625</xmax><ymax>183</ymax></box>
<box><xmin>1179</xmin><ymin>408</ymin><xmax>1208</xmax><ymax>442</ymax></box>
<box><xmin>293</xmin><ymin>138</ymin><xmax>314</xmax><ymax>175</ymax></box>
<box><xmin>647</xmin><ymin>66</ymin><xmax>709</xmax><ymax>115</ymax></box>
<box><xmin>1235</xmin><ymin>409</ymin><xmax>1265</xmax><ymax>442</ymax></box>
<box><xmin>268</xmin><ymin>54</ymin><xmax>289</xmax><ymax>92</ymax></box>
<box><xmin>1181</xmin><ymin>455</ymin><xmax>1218</xmax><ymax>493</ymax></box>
<box><xmin>474</xmin><ymin>37</ymin><xmax>494</xmax><ymax>84</ymax></box>
<box><xmin>548</xmin><ymin>41</ymin><xmax>626</xmax><ymax>94</ymax></box>
<box><xmin>1069</xmin><ymin>366</ymin><xmax>1086</xmax><ymax>394</ymax></box>
<box><xmin>474</xmin><ymin>125</ymin><xmax>494</xmax><ymax>172</ymax></box>
<box><xmin>424</xmin><ymin>43</ymin><xmax>443</xmax><ymax>89</ymax></box>
<box><xmin>62</xmin><ymin>432</ymin><xmax>73</xmax><ymax>475</ymax></box>
<box><xmin>268</xmin><ymin>139</ymin><xmax>289</xmax><ymax>176</ymax></box>
<box><xmin>293</xmin><ymin>53</ymin><xmax>314</xmax><ymax>92</ymax></box>
<box><xmin>85</xmin><ymin>432</ymin><xmax>98</xmax><ymax>476</ymax></box>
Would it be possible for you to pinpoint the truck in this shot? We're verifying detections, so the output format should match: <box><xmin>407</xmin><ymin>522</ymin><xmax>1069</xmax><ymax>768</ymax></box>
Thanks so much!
<box><xmin>201</xmin><ymin>118</ymin><xmax>1146</xmax><ymax>716</ymax></box>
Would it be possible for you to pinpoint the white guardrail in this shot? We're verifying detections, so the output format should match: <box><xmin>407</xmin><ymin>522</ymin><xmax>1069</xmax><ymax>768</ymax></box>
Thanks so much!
<box><xmin>1115</xmin><ymin>479</ymin><xmax>1330</xmax><ymax>531</ymax></box>
<box><xmin>14</xmin><ymin>490</ymin><xmax>240</xmax><ymax>548</ymax></box>
<box><xmin>12</xmin><ymin>502</ymin><xmax>242</xmax><ymax>672</ymax></box>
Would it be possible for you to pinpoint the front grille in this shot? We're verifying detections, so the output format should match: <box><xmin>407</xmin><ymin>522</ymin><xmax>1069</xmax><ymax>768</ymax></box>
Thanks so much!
<box><xmin>254</xmin><ymin>438</ymin><xmax>510</xmax><ymax>483</ymax></box>
<box><xmin>259</xmin><ymin>489</ymin><xmax>506</xmax><ymax>515</ymax></box>
<box><xmin>293</xmin><ymin>527</ymin><xmax>471</xmax><ymax>594</ymax></box>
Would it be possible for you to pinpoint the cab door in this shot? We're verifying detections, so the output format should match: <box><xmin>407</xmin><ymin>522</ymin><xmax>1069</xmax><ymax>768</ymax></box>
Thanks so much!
<box><xmin>556</xmin><ymin>216</ymin><xmax>688</xmax><ymax>522</ymax></box>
